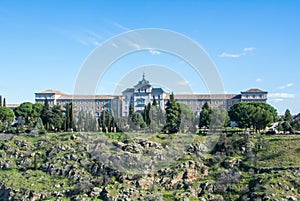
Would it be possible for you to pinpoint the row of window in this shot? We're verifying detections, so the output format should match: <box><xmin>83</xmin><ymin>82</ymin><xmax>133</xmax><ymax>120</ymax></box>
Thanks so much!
<box><xmin>57</xmin><ymin>100</ymin><xmax>112</xmax><ymax>105</ymax></box>
<box><xmin>74</xmin><ymin>106</ymin><xmax>111</xmax><ymax>111</ymax></box>
<box><xmin>243</xmin><ymin>95</ymin><xmax>265</xmax><ymax>99</ymax></box>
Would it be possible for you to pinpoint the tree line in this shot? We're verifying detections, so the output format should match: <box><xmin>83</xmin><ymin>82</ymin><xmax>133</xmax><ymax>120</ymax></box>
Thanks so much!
<box><xmin>0</xmin><ymin>94</ymin><xmax>298</xmax><ymax>134</ymax></box>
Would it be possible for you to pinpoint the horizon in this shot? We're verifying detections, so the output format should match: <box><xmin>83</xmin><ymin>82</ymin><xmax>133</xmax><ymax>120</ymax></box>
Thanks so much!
<box><xmin>1</xmin><ymin>1</ymin><xmax>300</xmax><ymax>115</ymax></box>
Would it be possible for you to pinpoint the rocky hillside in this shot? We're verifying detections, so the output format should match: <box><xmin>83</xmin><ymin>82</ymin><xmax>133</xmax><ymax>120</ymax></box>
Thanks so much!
<box><xmin>0</xmin><ymin>132</ymin><xmax>299</xmax><ymax>201</ymax></box>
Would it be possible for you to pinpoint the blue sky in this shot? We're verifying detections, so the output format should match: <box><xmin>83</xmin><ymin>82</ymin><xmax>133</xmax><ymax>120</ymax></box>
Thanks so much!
<box><xmin>0</xmin><ymin>0</ymin><xmax>300</xmax><ymax>114</ymax></box>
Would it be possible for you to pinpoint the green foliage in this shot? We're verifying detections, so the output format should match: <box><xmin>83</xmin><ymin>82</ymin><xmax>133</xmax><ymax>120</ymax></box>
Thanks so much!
<box><xmin>149</xmin><ymin>103</ymin><xmax>165</xmax><ymax>132</ymax></box>
<box><xmin>35</xmin><ymin>117</ymin><xmax>46</xmax><ymax>134</ymax></box>
<box><xmin>0</xmin><ymin>106</ymin><xmax>14</xmax><ymax>132</ymax></box>
<box><xmin>199</xmin><ymin>103</ymin><xmax>229</xmax><ymax>129</ymax></box>
<box><xmin>129</xmin><ymin>103</ymin><xmax>134</xmax><ymax>120</ymax></box>
<box><xmin>162</xmin><ymin>93</ymin><xmax>181</xmax><ymax>134</ymax></box>
<box><xmin>152</xmin><ymin>97</ymin><xmax>157</xmax><ymax>106</ymax></box>
<box><xmin>49</xmin><ymin>105</ymin><xmax>64</xmax><ymax>131</ymax></box>
<box><xmin>229</xmin><ymin>102</ymin><xmax>278</xmax><ymax>131</ymax></box>
<box><xmin>210</xmin><ymin>107</ymin><xmax>230</xmax><ymax>129</ymax></box>
<box><xmin>31</xmin><ymin>103</ymin><xmax>43</xmax><ymax>121</ymax></box>
<box><xmin>131</xmin><ymin>112</ymin><xmax>145</xmax><ymax>130</ymax></box>
<box><xmin>284</xmin><ymin>109</ymin><xmax>293</xmax><ymax>122</ymax></box>
<box><xmin>143</xmin><ymin>103</ymin><xmax>152</xmax><ymax>127</ymax></box>
<box><xmin>178</xmin><ymin>103</ymin><xmax>195</xmax><ymax>133</ymax></box>
<box><xmin>199</xmin><ymin>102</ymin><xmax>210</xmax><ymax>128</ymax></box>
<box><xmin>63</xmin><ymin>103</ymin><xmax>76</xmax><ymax>132</ymax></box>
<box><xmin>77</xmin><ymin>110</ymin><xmax>98</xmax><ymax>132</ymax></box>
<box><xmin>14</xmin><ymin>102</ymin><xmax>33</xmax><ymax>124</ymax></box>
<box><xmin>41</xmin><ymin>99</ymin><xmax>51</xmax><ymax>130</ymax></box>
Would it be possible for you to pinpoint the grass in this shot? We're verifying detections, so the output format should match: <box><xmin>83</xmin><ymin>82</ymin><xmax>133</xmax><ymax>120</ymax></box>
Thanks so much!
<box><xmin>255</xmin><ymin>135</ymin><xmax>300</xmax><ymax>167</ymax></box>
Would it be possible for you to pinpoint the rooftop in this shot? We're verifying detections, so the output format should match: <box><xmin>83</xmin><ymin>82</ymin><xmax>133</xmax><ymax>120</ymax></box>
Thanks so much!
<box><xmin>243</xmin><ymin>88</ymin><xmax>267</xmax><ymax>93</ymax></box>
<box><xmin>36</xmin><ymin>90</ymin><xmax>65</xmax><ymax>95</ymax></box>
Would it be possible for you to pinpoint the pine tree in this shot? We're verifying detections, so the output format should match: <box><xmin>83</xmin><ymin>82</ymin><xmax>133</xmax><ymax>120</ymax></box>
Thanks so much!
<box><xmin>129</xmin><ymin>103</ymin><xmax>134</xmax><ymax>119</ymax></box>
<box><xmin>199</xmin><ymin>102</ymin><xmax>211</xmax><ymax>129</ymax></box>
<box><xmin>162</xmin><ymin>93</ymin><xmax>181</xmax><ymax>134</ymax></box>
<box><xmin>284</xmin><ymin>109</ymin><xmax>293</xmax><ymax>122</ymax></box>
<box><xmin>152</xmin><ymin>97</ymin><xmax>157</xmax><ymax>106</ymax></box>
<box><xmin>41</xmin><ymin>99</ymin><xmax>51</xmax><ymax>130</ymax></box>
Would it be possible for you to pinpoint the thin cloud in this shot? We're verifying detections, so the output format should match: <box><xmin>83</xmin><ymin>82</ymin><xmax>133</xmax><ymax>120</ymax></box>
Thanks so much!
<box><xmin>177</xmin><ymin>80</ymin><xmax>189</xmax><ymax>86</ymax></box>
<box><xmin>122</xmin><ymin>38</ymin><xmax>141</xmax><ymax>49</ymax></box>
<box><xmin>149</xmin><ymin>49</ymin><xmax>161</xmax><ymax>55</ymax></box>
<box><xmin>269</xmin><ymin>98</ymin><xmax>284</xmax><ymax>103</ymax></box>
<box><xmin>111</xmin><ymin>21</ymin><xmax>130</xmax><ymax>31</ymax></box>
<box><xmin>111</xmin><ymin>42</ymin><xmax>118</xmax><ymax>48</ymax></box>
<box><xmin>278</xmin><ymin>83</ymin><xmax>294</xmax><ymax>89</ymax></box>
<box><xmin>219</xmin><ymin>52</ymin><xmax>245</xmax><ymax>58</ymax></box>
<box><xmin>219</xmin><ymin>47</ymin><xmax>255</xmax><ymax>58</ymax></box>
<box><xmin>269</xmin><ymin>93</ymin><xmax>295</xmax><ymax>98</ymax></box>
<box><xmin>243</xmin><ymin>47</ymin><xmax>256</xmax><ymax>52</ymax></box>
<box><xmin>255</xmin><ymin>78</ymin><xmax>263</xmax><ymax>82</ymax></box>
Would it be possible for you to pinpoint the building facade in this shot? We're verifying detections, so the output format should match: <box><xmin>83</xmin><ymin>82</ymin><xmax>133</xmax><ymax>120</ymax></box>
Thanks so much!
<box><xmin>121</xmin><ymin>73</ymin><xmax>169</xmax><ymax>116</ymax></box>
<box><xmin>35</xmin><ymin>75</ymin><xmax>268</xmax><ymax>118</ymax></box>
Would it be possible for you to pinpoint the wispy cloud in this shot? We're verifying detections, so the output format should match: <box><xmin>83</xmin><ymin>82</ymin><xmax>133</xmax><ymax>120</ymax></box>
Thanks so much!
<box><xmin>269</xmin><ymin>93</ymin><xmax>295</xmax><ymax>98</ymax></box>
<box><xmin>255</xmin><ymin>78</ymin><xmax>263</xmax><ymax>82</ymax></box>
<box><xmin>278</xmin><ymin>83</ymin><xmax>294</xmax><ymax>89</ymax></box>
<box><xmin>73</xmin><ymin>30</ymin><xmax>103</xmax><ymax>47</ymax></box>
<box><xmin>149</xmin><ymin>49</ymin><xmax>161</xmax><ymax>55</ymax></box>
<box><xmin>269</xmin><ymin>98</ymin><xmax>284</xmax><ymax>103</ymax></box>
<box><xmin>218</xmin><ymin>52</ymin><xmax>245</xmax><ymax>58</ymax></box>
<box><xmin>177</xmin><ymin>80</ymin><xmax>189</xmax><ymax>86</ymax></box>
<box><xmin>111</xmin><ymin>42</ymin><xmax>118</xmax><ymax>48</ymax></box>
<box><xmin>111</xmin><ymin>21</ymin><xmax>130</xmax><ymax>31</ymax></box>
<box><xmin>243</xmin><ymin>47</ymin><xmax>256</xmax><ymax>52</ymax></box>
<box><xmin>219</xmin><ymin>47</ymin><xmax>256</xmax><ymax>58</ymax></box>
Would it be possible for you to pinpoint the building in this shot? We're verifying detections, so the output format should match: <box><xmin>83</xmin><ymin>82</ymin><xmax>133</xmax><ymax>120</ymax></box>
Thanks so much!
<box><xmin>35</xmin><ymin>90</ymin><xmax>123</xmax><ymax>117</ymax></box>
<box><xmin>35</xmin><ymin>74</ymin><xmax>268</xmax><ymax>118</ymax></box>
<box><xmin>121</xmin><ymin>73</ymin><xmax>168</xmax><ymax>116</ymax></box>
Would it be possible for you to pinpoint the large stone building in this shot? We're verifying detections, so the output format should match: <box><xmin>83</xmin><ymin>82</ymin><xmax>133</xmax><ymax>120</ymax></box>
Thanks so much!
<box><xmin>35</xmin><ymin>74</ymin><xmax>267</xmax><ymax>118</ymax></box>
<box><xmin>35</xmin><ymin>90</ymin><xmax>123</xmax><ymax>118</ymax></box>
<box><xmin>121</xmin><ymin>73</ymin><xmax>169</xmax><ymax>117</ymax></box>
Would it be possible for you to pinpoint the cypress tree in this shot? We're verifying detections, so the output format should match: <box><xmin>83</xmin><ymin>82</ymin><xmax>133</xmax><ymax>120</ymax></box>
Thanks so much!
<box><xmin>0</xmin><ymin>96</ymin><xmax>2</xmax><ymax>107</ymax></box>
<box><xmin>162</xmin><ymin>93</ymin><xmax>181</xmax><ymax>134</ymax></box>
<box><xmin>152</xmin><ymin>97</ymin><xmax>157</xmax><ymax>106</ymax></box>
<box><xmin>3</xmin><ymin>98</ymin><xmax>6</xmax><ymax>107</ymax></box>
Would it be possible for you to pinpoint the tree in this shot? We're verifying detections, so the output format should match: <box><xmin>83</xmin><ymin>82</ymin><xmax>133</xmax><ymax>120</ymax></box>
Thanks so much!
<box><xmin>64</xmin><ymin>103</ymin><xmax>76</xmax><ymax>132</ymax></box>
<box><xmin>178</xmin><ymin>103</ymin><xmax>195</xmax><ymax>133</ymax></box>
<box><xmin>3</xmin><ymin>98</ymin><xmax>6</xmax><ymax>107</ymax></box>
<box><xmin>41</xmin><ymin>99</ymin><xmax>51</xmax><ymax>130</ymax></box>
<box><xmin>0</xmin><ymin>106</ymin><xmax>14</xmax><ymax>132</ymax></box>
<box><xmin>143</xmin><ymin>103</ymin><xmax>152</xmax><ymax>127</ymax></box>
<box><xmin>14</xmin><ymin>102</ymin><xmax>33</xmax><ymax>124</ymax></box>
<box><xmin>100</xmin><ymin>109</ymin><xmax>118</xmax><ymax>132</ymax></box>
<box><xmin>284</xmin><ymin>109</ymin><xmax>293</xmax><ymax>122</ymax></box>
<box><xmin>162</xmin><ymin>93</ymin><xmax>181</xmax><ymax>134</ymax></box>
<box><xmin>150</xmin><ymin>102</ymin><xmax>165</xmax><ymax>132</ymax></box>
<box><xmin>0</xmin><ymin>96</ymin><xmax>2</xmax><ymax>107</ymax></box>
<box><xmin>49</xmin><ymin>105</ymin><xmax>64</xmax><ymax>131</ymax></box>
<box><xmin>31</xmin><ymin>103</ymin><xmax>43</xmax><ymax>121</ymax></box>
<box><xmin>282</xmin><ymin>121</ymin><xmax>293</xmax><ymax>134</ymax></box>
<box><xmin>210</xmin><ymin>107</ymin><xmax>230</xmax><ymax>129</ymax></box>
<box><xmin>152</xmin><ymin>97</ymin><xmax>157</xmax><ymax>106</ymax></box>
<box><xmin>229</xmin><ymin>102</ymin><xmax>278</xmax><ymax>132</ymax></box>
<box><xmin>199</xmin><ymin>102</ymin><xmax>211</xmax><ymax>129</ymax></box>
<box><xmin>129</xmin><ymin>103</ymin><xmax>134</xmax><ymax>119</ymax></box>
<box><xmin>132</xmin><ymin>112</ymin><xmax>146</xmax><ymax>130</ymax></box>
